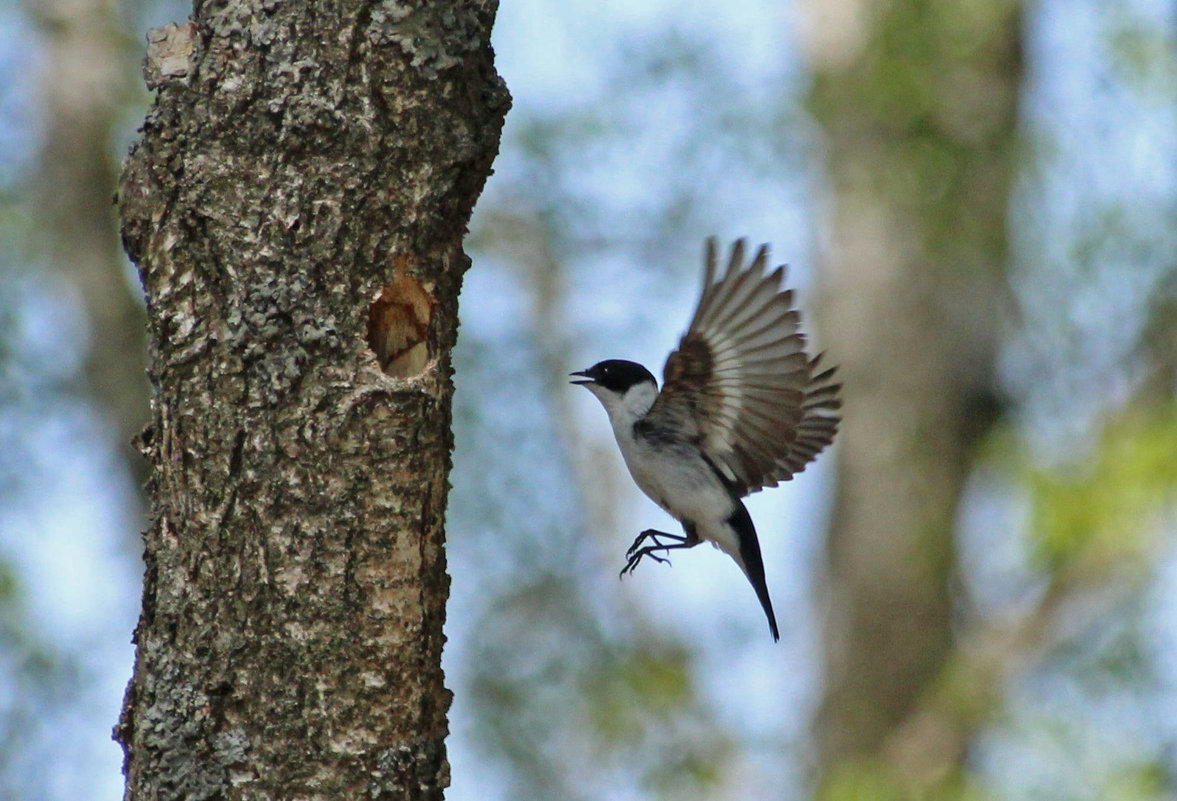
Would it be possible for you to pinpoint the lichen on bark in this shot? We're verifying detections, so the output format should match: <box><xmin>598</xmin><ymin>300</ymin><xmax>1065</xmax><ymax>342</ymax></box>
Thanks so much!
<box><xmin>115</xmin><ymin>1</ymin><xmax>509</xmax><ymax>798</ymax></box>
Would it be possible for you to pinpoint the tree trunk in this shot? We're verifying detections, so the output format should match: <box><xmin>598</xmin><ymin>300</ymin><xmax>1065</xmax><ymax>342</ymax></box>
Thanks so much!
<box><xmin>801</xmin><ymin>0</ymin><xmax>1022</xmax><ymax>782</ymax></box>
<box><xmin>113</xmin><ymin>2</ymin><xmax>509</xmax><ymax>798</ymax></box>
<box><xmin>29</xmin><ymin>0</ymin><xmax>150</xmax><ymax>486</ymax></box>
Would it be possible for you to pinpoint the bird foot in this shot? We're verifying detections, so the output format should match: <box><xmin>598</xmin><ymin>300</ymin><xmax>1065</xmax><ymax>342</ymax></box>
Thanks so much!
<box><xmin>619</xmin><ymin>529</ymin><xmax>690</xmax><ymax>578</ymax></box>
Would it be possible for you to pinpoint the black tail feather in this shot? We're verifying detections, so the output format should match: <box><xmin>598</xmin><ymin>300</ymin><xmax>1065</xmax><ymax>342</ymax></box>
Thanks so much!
<box><xmin>727</xmin><ymin>501</ymin><xmax>780</xmax><ymax>641</ymax></box>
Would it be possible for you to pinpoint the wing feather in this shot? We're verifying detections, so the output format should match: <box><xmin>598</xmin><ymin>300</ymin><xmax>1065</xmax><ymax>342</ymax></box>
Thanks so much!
<box><xmin>645</xmin><ymin>238</ymin><xmax>842</xmax><ymax>496</ymax></box>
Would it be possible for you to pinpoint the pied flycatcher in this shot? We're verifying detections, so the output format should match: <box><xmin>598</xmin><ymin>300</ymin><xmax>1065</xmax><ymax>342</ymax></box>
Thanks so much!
<box><xmin>571</xmin><ymin>238</ymin><xmax>841</xmax><ymax>641</ymax></box>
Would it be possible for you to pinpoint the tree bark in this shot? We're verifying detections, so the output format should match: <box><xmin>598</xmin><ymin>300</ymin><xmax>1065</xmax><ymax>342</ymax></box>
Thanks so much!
<box><xmin>113</xmin><ymin>2</ymin><xmax>508</xmax><ymax>798</ymax></box>
<box><xmin>801</xmin><ymin>0</ymin><xmax>1022</xmax><ymax>779</ymax></box>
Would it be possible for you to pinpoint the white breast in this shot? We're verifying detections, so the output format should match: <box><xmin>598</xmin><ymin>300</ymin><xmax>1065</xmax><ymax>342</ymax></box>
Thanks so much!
<box><xmin>583</xmin><ymin>379</ymin><xmax>738</xmax><ymax>547</ymax></box>
<box><xmin>594</xmin><ymin>384</ymin><xmax>737</xmax><ymax>553</ymax></box>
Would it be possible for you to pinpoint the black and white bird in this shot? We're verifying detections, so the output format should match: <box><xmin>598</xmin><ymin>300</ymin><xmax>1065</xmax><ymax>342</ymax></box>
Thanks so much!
<box><xmin>571</xmin><ymin>238</ymin><xmax>841</xmax><ymax>641</ymax></box>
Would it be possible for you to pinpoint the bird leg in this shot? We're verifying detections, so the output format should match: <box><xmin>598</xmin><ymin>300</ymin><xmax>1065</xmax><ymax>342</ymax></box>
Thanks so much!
<box><xmin>620</xmin><ymin>528</ymin><xmax>694</xmax><ymax>578</ymax></box>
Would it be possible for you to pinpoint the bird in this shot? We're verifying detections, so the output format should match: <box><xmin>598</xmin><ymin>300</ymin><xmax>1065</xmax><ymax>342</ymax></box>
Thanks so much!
<box><xmin>570</xmin><ymin>238</ymin><xmax>841</xmax><ymax>641</ymax></box>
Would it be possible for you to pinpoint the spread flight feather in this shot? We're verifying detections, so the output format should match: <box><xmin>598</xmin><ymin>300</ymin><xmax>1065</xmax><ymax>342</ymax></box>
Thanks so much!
<box><xmin>643</xmin><ymin>238</ymin><xmax>842</xmax><ymax>496</ymax></box>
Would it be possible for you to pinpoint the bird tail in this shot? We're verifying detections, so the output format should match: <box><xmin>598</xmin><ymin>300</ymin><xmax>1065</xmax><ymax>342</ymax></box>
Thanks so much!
<box><xmin>727</xmin><ymin>501</ymin><xmax>780</xmax><ymax>641</ymax></box>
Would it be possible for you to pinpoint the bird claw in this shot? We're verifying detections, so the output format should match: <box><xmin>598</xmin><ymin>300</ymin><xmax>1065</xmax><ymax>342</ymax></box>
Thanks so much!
<box><xmin>625</xmin><ymin>528</ymin><xmax>684</xmax><ymax>558</ymax></box>
<box><xmin>619</xmin><ymin>529</ymin><xmax>687</xmax><ymax>578</ymax></box>
<box><xmin>619</xmin><ymin>547</ymin><xmax>672</xmax><ymax>579</ymax></box>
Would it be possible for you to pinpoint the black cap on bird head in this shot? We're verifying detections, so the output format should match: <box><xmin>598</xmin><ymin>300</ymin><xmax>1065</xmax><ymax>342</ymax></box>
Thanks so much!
<box><xmin>570</xmin><ymin>360</ymin><xmax>657</xmax><ymax>394</ymax></box>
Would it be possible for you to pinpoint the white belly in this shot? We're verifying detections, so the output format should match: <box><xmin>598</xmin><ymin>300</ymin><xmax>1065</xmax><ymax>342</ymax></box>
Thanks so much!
<box><xmin>613</xmin><ymin>425</ymin><xmax>737</xmax><ymax>550</ymax></box>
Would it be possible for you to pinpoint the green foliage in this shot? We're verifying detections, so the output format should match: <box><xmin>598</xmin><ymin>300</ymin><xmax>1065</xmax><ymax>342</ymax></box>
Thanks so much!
<box><xmin>819</xmin><ymin>760</ymin><xmax>910</xmax><ymax>801</ymax></box>
<box><xmin>1106</xmin><ymin>10</ymin><xmax>1177</xmax><ymax>97</ymax></box>
<box><xmin>581</xmin><ymin>647</ymin><xmax>693</xmax><ymax>739</ymax></box>
<box><xmin>582</xmin><ymin>645</ymin><xmax>729</xmax><ymax>795</ymax></box>
<box><xmin>807</xmin><ymin>0</ymin><xmax>1021</xmax><ymax>272</ymax></box>
<box><xmin>1103</xmin><ymin>761</ymin><xmax>1169</xmax><ymax>801</ymax></box>
<box><xmin>1022</xmin><ymin>404</ymin><xmax>1177</xmax><ymax>569</ymax></box>
<box><xmin>818</xmin><ymin>757</ymin><xmax>991</xmax><ymax>801</ymax></box>
<box><xmin>465</xmin><ymin>574</ymin><xmax>734</xmax><ymax>800</ymax></box>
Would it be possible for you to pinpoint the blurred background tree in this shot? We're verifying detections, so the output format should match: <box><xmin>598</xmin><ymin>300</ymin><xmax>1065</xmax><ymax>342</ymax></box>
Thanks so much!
<box><xmin>803</xmin><ymin>0</ymin><xmax>1020</xmax><ymax>787</ymax></box>
<box><xmin>1</xmin><ymin>0</ymin><xmax>1175</xmax><ymax>799</ymax></box>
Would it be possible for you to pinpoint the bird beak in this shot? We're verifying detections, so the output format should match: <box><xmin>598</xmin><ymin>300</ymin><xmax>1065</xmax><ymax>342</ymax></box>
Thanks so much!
<box><xmin>569</xmin><ymin>370</ymin><xmax>594</xmax><ymax>385</ymax></box>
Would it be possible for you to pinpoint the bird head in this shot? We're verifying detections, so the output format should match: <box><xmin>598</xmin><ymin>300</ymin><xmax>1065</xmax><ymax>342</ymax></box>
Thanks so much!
<box><xmin>570</xmin><ymin>359</ymin><xmax>658</xmax><ymax>420</ymax></box>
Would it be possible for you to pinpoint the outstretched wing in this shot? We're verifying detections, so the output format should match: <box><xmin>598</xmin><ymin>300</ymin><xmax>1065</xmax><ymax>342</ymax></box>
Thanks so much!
<box><xmin>643</xmin><ymin>238</ymin><xmax>841</xmax><ymax>497</ymax></box>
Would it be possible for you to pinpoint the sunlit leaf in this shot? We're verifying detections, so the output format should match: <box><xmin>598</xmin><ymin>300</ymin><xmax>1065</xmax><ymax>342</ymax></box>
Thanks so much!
<box><xmin>1024</xmin><ymin>404</ymin><xmax>1177</xmax><ymax>568</ymax></box>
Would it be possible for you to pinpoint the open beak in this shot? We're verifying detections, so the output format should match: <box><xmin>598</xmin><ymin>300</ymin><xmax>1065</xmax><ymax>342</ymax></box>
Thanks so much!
<box><xmin>569</xmin><ymin>370</ymin><xmax>594</xmax><ymax>386</ymax></box>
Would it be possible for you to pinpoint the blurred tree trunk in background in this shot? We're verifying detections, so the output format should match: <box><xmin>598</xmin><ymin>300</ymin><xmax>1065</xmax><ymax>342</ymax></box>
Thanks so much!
<box><xmin>28</xmin><ymin>0</ymin><xmax>149</xmax><ymax>488</ymax></box>
<box><xmin>113</xmin><ymin>2</ymin><xmax>508</xmax><ymax>799</ymax></box>
<box><xmin>801</xmin><ymin>0</ymin><xmax>1023</xmax><ymax>788</ymax></box>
